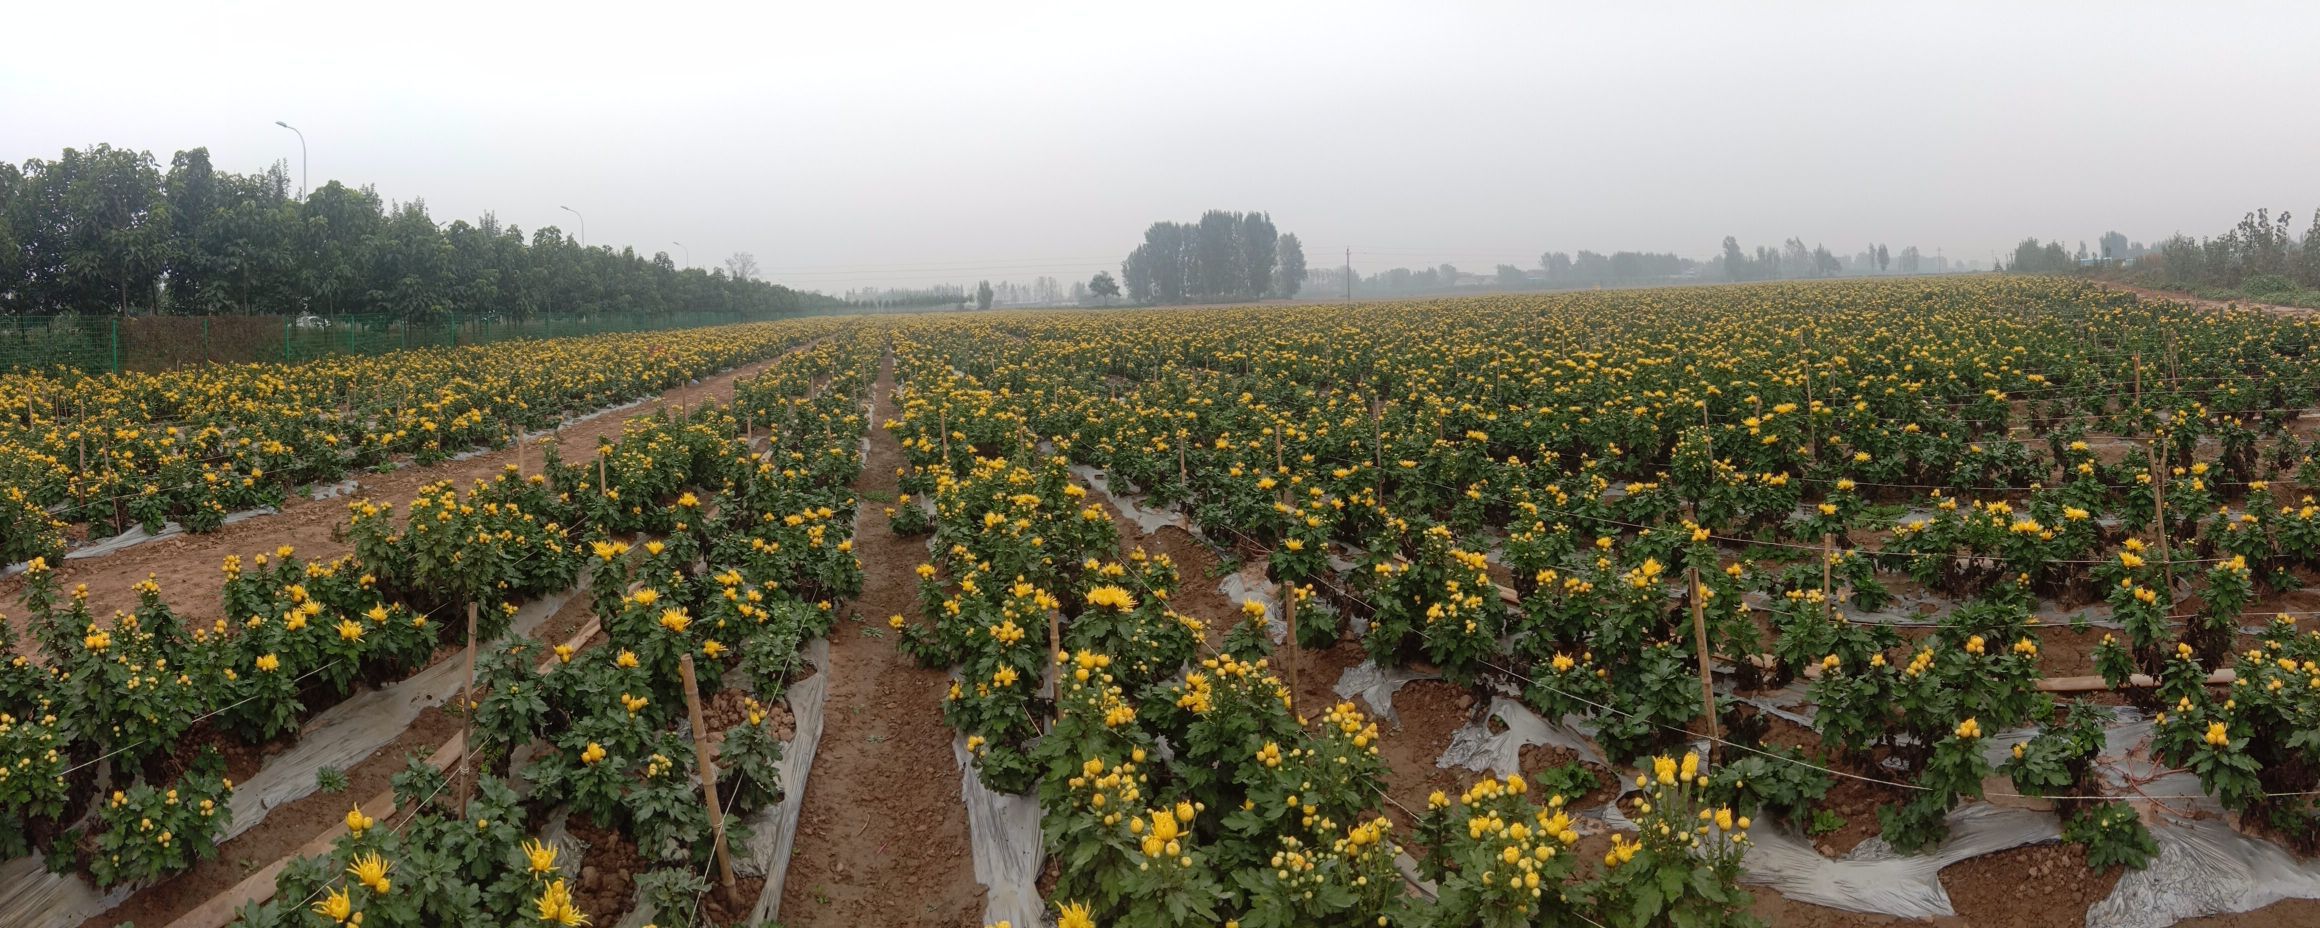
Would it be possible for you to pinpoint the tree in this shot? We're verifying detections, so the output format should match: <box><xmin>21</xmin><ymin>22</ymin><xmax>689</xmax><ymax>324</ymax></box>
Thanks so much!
<box><xmin>1495</xmin><ymin>264</ymin><xmax>1526</xmax><ymax>287</ymax></box>
<box><xmin>1721</xmin><ymin>237</ymin><xmax>1746</xmax><ymax>281</ymax></box>
<box><xmin>1238</xmin><ymin>211</ymin><xmax>1278</xmax><ymax>298</ymax></box>
<box><xmin>1899</xmin><ymin>245</ymin><xmax>1921</xmax><ymax>274</ymax></box>
<box><xmin>975</xmin><ymin>279</ymin><xmax>994</xmax><ymax>311</ymax></box>
<box><xmin>1875</xmin><ymin>244</ymin><xmax>1889</xmax><ymax>273</ymax></box>
<box><xmin>1272</xmin><ymin>233</ymin><xmax>1305</xmax><ymax>298</ymax></box>
<box><xmin>1119</xmin><ymin>211</ymin><xmax>1304</xmax><ymax>305</ymax></box>
<box><xmin>1811</xmin><ymin>244</ymin><xmax>1840</xmax><ymax>277</ymax></box>
<box><xmin>1539</xmin><ymin>251</ymin><xmax>1572</xmax><ymax>283</ymax></box>
<box><xmin>1194</xmin><ymin>210</ymin><xmax>1241</xmax><ymax>299</ymax></box>
<box><xmin>724</xmin><ymin>252</ymin><xmax>759</xmax><ymax>281</ymax></box>
<box><xmin>2100</xmin><ymin>231</ymin><xmax>2128</xmax><ymax>260</ymax></box>
<box><xmin>1088</xmin><ymin>271</ymin><xmax>1119</xmax><ymax>306</ymax></box>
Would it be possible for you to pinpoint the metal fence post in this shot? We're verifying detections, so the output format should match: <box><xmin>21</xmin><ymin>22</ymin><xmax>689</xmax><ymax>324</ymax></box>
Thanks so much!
<box><xmin>109</xmin><ymin>318</ymin><xmax>121</xmax><ymax>373</ymax></box>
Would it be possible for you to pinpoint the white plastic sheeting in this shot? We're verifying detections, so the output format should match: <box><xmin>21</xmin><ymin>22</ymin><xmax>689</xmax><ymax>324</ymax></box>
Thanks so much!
<box><xmin>746</xmin><ymin>638</ymin><xmax>831</xmax><ymax>924</ymax></box>
<box><xmin>1217</xmin><ymin>566</ymin><xmax>1287</xmax><ymax>644</ymax></box>
<box><xmin>1333</xmin><ymin>661</ymin><xmax>1436</xmax><ymax>725</ymax></box>
<box><xmin>955</xmin><ymin>730</ymin><xmax>1045</xmax><ymax>928</ymax></box>
<box><xmin>1738</xmin><ymin>803</ymin><xmax>2063</xmax><ymax>918</ymax></box>
<box><xmin>61</xmin><ymin>503</ymin><xmax>285</xmax><ymax>561</ymax></box>
<box><xmin>2091</xmin><ymin>816</ymin><xmax>2320</xmax><ymax>928</ymax></box>
<box><xmin>1067</xmin><ymin>464</ymin><xmax>1189</xmax><ymax>537</ymax></box>
<box><xmin>1435</xmin><ymin>695</ymin><xmax>1609</xmax><ymax>775</ymax></box>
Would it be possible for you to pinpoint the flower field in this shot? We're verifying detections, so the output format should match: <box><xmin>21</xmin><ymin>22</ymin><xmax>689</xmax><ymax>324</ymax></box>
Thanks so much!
<box><xmin>0</xmin><ymin>317</ymin><xmax>852</xmax><ymax>566</ymax></box>
<box><xmin>882</xmin><ymin>276</ymin><xmax>2320</xmax><ymax>927</ymax></box>
<box><xmin>13</xmin><ymin>276</ymin><xmax>2320</xmax><ymax>927</ymax></box>
<box><xmin>3</xmin><ymin>321</ymin><xmax>878</xmax><ymax>927</ymax></box>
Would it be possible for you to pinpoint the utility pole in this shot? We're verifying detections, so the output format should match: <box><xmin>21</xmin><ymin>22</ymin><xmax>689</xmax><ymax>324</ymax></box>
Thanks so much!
<box><xmin>1344</xmin><ymin>249</ymin><xmax>1352</xmax><ymax>302</ymax></box>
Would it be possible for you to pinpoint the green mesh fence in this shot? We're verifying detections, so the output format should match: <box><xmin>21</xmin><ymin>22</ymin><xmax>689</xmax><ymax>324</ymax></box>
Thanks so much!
<box><xmin>0</xmin><ymin>311</ymin><xmax>798</xmax><ymax>373</ymax></box>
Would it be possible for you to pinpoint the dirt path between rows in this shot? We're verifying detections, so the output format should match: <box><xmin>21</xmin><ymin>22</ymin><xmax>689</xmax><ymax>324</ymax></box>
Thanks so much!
<box><xmin>778</xmin><ymin>348</ymin><xmax>983</xmax><ymax>927</ymax></box>
<box><xmin>5</xmin><ymin>342</ymin><xmax>817</xmax><ymax>635</ymax></box>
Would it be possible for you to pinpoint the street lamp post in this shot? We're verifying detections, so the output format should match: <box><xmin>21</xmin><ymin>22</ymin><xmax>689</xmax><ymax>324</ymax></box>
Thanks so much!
<box><xmin>560</xmin><ymin>206</ymin><xmax>586</xmax><ymax>247</ymax></box>
<box><xmin>273</xmin><ymin>121</ymin><xmax>307</xmax><ymax>199</ymax></box>
<box><xmin>672</xmin><ymin>241</ymin><xmax>690</xmax><ymax>267</ymax></box>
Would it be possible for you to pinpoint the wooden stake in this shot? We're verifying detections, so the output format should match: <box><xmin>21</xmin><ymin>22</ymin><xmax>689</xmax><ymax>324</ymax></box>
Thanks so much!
<box><xmin>459</xmin><ymin>602</ymin><xmax>479</xmax><ymax>810</ymax></box>
<box><xmin>1801</xmin><ymin>339</ymin><xmax>1819</xmax><ymax>460</ymax></box>
<box><xmin>679</xmin><ymin>655</ymin><xmax>739</xmax><ymax>892</ymax></box>
<box><xmin>598</xmin><ymin>454</ymin><xmax>608</xmax><ymax>495</ymax></box>
<box><xmin>1821</xmin><ymin>533</ymin><xmax>1836</xmax><ymax>619</ymax></box>
<box><xmin>2153</xmin><ymin>439</ymin><xmax>2173</xmax><ymax>599</ymax></box>
<box><xmin>1282</xmin><ymin>581</ymin><xmax>1300</xmax><ymax>702</ymax></box>
<box><xmin>2133</xmin><ymin>354</ymin><xmax>2142</xmax><ymax>409</ymax></box>
<box><xmin>1048</xmin><ymin>606</ymin><xmax>1062</xmax><ymax>721</ymax></box>
<box><xmin>1372</xmin><ymin>401</ymin><xmax>1385</xmax><ymax>502</ymax></box>
<box><xmin>1177</xmin><ymin>428</ymin><xmax>1190</xmax><ymax>487</ymax></box>
<box><xmin>940</xmin><ymin>406</ymin><xmax>950</xmax><ymax>463</ymax></box>
<box><xmin>1688</xmin><ymin>567</ymin><xmax>1719</xmax><ymax>751</ymax></box>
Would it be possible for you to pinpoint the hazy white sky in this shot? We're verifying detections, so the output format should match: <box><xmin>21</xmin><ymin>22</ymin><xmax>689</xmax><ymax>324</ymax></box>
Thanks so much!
<box><xmin>7</xmin><ymin>0</ymin><xmax>2317</xmax><ymax>291</ymax></box>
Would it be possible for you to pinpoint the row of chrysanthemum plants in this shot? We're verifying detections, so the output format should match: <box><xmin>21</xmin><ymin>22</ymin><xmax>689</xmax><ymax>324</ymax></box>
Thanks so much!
<box><xmin>222</xmin><ymin>335</ymin><xmax>878</xmax><ymax>927</ymax></box>
<box><xmin>0</xmin><ymin>318</ymin><xmax>853</xmax><ymax>566</ymax></box>
<box><xmin>0</xmin><ymin>334</ymin><xmax>873</xmax><ymax>913</ymax></box>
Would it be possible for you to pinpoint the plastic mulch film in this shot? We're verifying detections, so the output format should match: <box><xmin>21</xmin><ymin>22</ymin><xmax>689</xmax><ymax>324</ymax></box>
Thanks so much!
<box><xmin>1067</xmin><ymin>464</ymin><xmax>1188</xmax><ymax>536</ymax></box>
<box><xmin>2090</xmin><ymin>815</ymin><xmax>2320</xmax><ymax>928</ymax></box>
<box><xmin>61</xmin><ymin>504</ymin><xmax>283</xmax><ymax>561</ymax></box>
<box><xmin>1332</xmin><ymin>660</ymin><xmax>1436</xmax><ymax>725</ymax></box>
<box><xmin>955</xmin><ymin>730</ymin><xmax>1045</xmax><ymax>928</ymax></box>
<box><xmin>746</xmin><ymin>637</ymin><xmax>832</xmax><ymax>923</ymax></box>
<box><xmin>1433</xmin><ymin>696</ymin><xmax>1609</xmax><ymax>775</ymax></box>
<box><xmin>1736</xmin><ymin>802</ymin><xmax>2063</xmax><ymax>918</ymax></box>
<box><xmin>2075</xmin><ymin>716</ymin><xmax>2320</xmax><ymax>927</ymax></box>
<box><xmin>0</xmin><ymin>858</ymin><xmax>131</xmax><ymax>928</ymax></box>
<box><xmin>1217</xmin><ymin>566</ymin><xmax>1288</xmax><ymax>643</ymax></box>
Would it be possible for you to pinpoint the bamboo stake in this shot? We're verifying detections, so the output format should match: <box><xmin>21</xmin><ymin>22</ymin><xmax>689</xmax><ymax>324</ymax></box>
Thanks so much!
<box><xmin>1688</xmin><ymin>567</ymin><xmax>1719</xmax><ymax>751</ymax></box>
<box><xmin>678</xmin><ymin>655</ymin><xmax>739</xmax><ymax>892</ymax></box>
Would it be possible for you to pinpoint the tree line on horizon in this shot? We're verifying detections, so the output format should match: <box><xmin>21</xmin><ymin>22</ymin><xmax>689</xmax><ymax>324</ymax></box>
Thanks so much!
<box><xmin>1119</xmin><ymin>210</ymin><xmax>1306</xmax><ymax>304</ymax></box>
<box><xmin>2012</xmin><ymin>208</ymin><xmax>2320</xmax><ymax>297</ymax></box>
<box><xmin>0</xmin><ymin>143</ymin><xmax>840</xmax><ymax>321</ymax></box>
